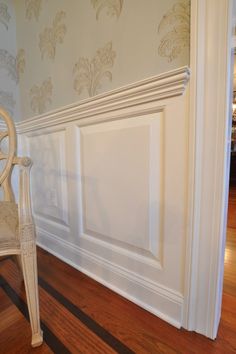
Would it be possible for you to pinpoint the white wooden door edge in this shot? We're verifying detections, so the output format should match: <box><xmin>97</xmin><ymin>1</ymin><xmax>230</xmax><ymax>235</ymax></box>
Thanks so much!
<box><xmin>183</xmin><ymin>0</ymin><xmax>234</xmax><ymax>339</ymax></box>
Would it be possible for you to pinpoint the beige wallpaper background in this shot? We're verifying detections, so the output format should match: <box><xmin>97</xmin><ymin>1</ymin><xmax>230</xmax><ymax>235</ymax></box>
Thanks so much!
<box><xmin>0</xmin><ymin>0</ymin><xmax>20</xmax><ymax>121</ymax></box>
<box><xmin>11</xmin><ymin>0</ymin><xmax>190</xmax><ymax>120</ymax></box>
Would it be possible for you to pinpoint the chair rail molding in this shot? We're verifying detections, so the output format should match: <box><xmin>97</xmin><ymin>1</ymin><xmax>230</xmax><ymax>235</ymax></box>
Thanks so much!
<box><xmin>15</xmin><ymin>66</ymin><xmax>190</xmax><ymax>133</ymax></box>
<box><xmin>183</xmin><ymin>0</ymin><xmax>234</xmax><ymax>339</ymax></box>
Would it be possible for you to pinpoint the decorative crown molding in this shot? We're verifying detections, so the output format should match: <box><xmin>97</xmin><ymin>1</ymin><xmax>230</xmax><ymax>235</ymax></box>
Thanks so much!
<box><xmin>16</xmin><ymin>66</ymin><xmax>190</xmax><ymax>133</ymax></box>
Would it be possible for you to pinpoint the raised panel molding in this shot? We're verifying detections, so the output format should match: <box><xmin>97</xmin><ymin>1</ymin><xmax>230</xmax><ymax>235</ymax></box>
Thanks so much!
<box><xmin>78</xmin><ymin>113</ymin><xmax>163</xmax><ymax>267</ymax></box>
<box><xmin>16</xmin><ymin>66</ymin><xmax>190</xmax><ymax>329</ymax></box>
<box><xmin>25</xmin><ymin>128</ymin><xmax>69</xmax><ymax>231</ymax></box>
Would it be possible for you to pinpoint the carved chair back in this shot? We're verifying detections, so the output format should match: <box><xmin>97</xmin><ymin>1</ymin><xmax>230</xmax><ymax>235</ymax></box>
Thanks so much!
<box><xmin>0</xmin><ymin>108</ymin><xmax>17</xmax><ymax>202</ymax></box>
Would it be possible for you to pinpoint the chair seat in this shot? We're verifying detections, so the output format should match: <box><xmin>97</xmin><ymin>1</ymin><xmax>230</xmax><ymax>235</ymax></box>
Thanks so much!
<box><xmin>0</xmin><ymin>201</ymin><xmax>18</xmax><ymax>243</ymax></box>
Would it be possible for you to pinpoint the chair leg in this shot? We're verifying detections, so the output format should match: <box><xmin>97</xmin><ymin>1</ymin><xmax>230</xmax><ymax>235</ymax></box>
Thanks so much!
<box><xmin>21</xmin><ymin>238</ymin><xmax>43</xmax><ymax>347</ymax></box>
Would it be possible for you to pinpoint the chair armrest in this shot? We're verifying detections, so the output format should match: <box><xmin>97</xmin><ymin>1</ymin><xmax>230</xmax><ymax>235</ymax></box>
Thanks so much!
<box><xmin>17</xmin><ymin>157</ymin><xmax>34</xmax><ymax>226</ymax></box>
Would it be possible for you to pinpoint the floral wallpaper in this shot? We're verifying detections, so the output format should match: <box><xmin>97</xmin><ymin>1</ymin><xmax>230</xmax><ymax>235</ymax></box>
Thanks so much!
<box><xmin>0</xmin><ymin>2</ymin><xmax>10</xmax><ymax>29</ymax></box>
<box><xmin>16</xmin><ymin>48</ymin><xmax>25</xmax><ymax>75</ymax></box>
<box><xmin>30</xmin><ymin>77</ymin><xmax>53</xmax><ymax>114</ymax></box>
<box><xmin>25</xmin><ymin>0</ymin><xmax>42</xmax><ymax>21</ymax></box>
<box><xmin>12</xmin><ymin>0</ymin><xmax>190</xmax><ymax>120</ymax></box>
<box><xmin>0</xmin><ymin>90</ymin><xmax>15</xmax><ymax>116</ymax></box>
<box><xmin>91</xmin><ymin>0</ymin><xmax>124</xmax><ymax>20</ymax></box>
<box><xmin>158</xmin><ymin>0</ymin><xmax>190</xmax><ymax>62</ymax></box>
<box><xmin>39</xmin><ymin>11</ymin><xmax>67</xmax><ymax>60</ymax></box>
<box><xmin>0</xmin><ymin>49</ymin><xmax>19</xmax><ymax>83</ymax></box>
<box><xmin>73</xmin><ymin>41</ymin><xmax>116</xmax><ymax>97</ymax></box>
<box><xmin>0</xmin><ymin>1</ymin><xmax>20</xmax><ymax>121</ymax></box>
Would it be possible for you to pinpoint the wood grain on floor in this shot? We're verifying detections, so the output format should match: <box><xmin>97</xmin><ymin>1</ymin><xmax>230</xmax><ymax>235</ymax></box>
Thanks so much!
<box><xmin>0</xmin><ymin>186</ymin><xmax>235</xmax><ymax>353</ymax></box>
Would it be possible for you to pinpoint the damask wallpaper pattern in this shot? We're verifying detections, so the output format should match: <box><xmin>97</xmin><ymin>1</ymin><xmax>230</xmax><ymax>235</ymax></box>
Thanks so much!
<box><xmin>16</xmin><ymin>48</ymin><xmax>25</xmax><ymax>75</ymax></box>
<box><xmin>25</xmin><ymin>0</ymin><xmax>42</xmax><ymax>21</ymax></box>
<box><xmin>73</xmin><ymin>41</ymin><xmax>116</xmax><ymax>97</ymax></box>
<box><xmin>0</xmin><ymin>90</ymin><xmax>15</xmax><ymax>116</ymax></box>
<box><xmin>39</xmin><ymin>11</ymin><xmax>67</xmax><ymax>60</ymax></box>
<box><xmin>30</xmin><ymin>77</ymin><xmax>53</xmax><ymax>114</ymax></box>
<box><xmin>91</xmin><ymin>0</ymin><xmax>124</xmax><ymax>20</ymax></box>
<box><xmin>12</xmin><ymin>0</ymin><xmax>190</xmax><ymax>120</ymax></box>
<box><xmin>158</xmin><ymin>0</ymin><xmax>190</xmax><ymax>62</ymax></box>
<box><xmin>0</xmin><ymin>2</ymin><xmax>10</xmax><ymax>29</ymax></box>
<box><xmin>0</xmin><ymin>1</ymin><xmax>20</xmax><ymax>121</ymax></box>
<box><xmin>0</xmin><ymin>49</ymin><xmax>18</xmax><ymax>83</ymax></box>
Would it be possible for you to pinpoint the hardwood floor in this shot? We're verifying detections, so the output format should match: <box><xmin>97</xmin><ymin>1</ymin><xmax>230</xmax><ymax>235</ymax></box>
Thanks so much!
<box><xmin>0</xmin><ymin>187</ymin><xmax>236</xmax><ymax>353</ymax></box>
<box><xmin>224</xmin><ymin>186</ymin><xmax>236</xmax><ymax>297</ymax></box>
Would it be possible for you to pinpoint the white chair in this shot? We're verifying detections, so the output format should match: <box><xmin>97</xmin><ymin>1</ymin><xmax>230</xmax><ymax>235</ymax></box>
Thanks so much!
<box><xmin>0</xmin><ymin>108</ymin><xmax>43</xmax><ymax>347</ymax></box>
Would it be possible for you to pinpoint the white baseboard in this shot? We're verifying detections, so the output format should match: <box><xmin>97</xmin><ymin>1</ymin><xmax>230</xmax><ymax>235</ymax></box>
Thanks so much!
<box><xmin>37</xmin><ymin>227</ymin><xmax>183</xmax><ymax>328</ymax></box>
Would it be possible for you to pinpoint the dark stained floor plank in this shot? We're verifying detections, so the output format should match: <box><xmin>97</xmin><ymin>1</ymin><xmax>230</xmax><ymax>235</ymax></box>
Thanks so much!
<box><xmin>0</xmin><ymin>263</ymin><xmax>118</xmax><ymax>354</ymax></box>
<box><xmin>0</xmin><ymin>288</ymin><xmax>53</xmax><ymax>354</ymax></box>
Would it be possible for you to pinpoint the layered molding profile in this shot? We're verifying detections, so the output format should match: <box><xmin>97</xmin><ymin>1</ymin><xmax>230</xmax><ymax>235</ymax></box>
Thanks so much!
<box><xmin>8</xmin><ymin>66</ymin><xmax>190</xmax><ymax>329</ymax></box>
<box><xmin>37</xmin><ymin>227</ymin><xmax>183</xmax><ymax>328</ymax></box>
<box><xmin>183</xmin><ymin>0</ymin><xmax>233</xmax><ymax>339</ymax></box>
<box><xmin>15</xmin><ymin>66</ymin><xmax>190</xmax><ymax>133</ymax></box>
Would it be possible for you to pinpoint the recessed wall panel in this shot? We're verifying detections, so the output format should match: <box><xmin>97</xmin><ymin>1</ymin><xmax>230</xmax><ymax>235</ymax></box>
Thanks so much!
<box><xmin>80</xmin><ymin>113</ymin><xmax>163</xmax><ymax>261</ymax></box>
<box><xmin>27</xmin><ymin>129</ymin><xmax>69</xmax><ymax>228</ymax></box>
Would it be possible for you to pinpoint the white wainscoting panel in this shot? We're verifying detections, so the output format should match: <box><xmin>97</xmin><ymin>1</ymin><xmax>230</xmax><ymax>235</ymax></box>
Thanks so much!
<box><xmin>18</xmin><ymin>68</ymin><xmax>190</xmax><ymax>328</ymax></box>
<box><xmin>25</xmin><ymin>128</ymin><xmax>70</xmax><ymax>237</ymax></box>
<box><xmin>79</xmin><ymin>114</ymin><xmax>163</xmax><ymax>264</ymax></box>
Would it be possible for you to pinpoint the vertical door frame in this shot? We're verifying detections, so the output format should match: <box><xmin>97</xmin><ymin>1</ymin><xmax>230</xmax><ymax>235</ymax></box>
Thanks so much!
<box><xmin>183</xmin><ymin>0</ymin><xmax>234</xmax><ymax>339</ymax></box>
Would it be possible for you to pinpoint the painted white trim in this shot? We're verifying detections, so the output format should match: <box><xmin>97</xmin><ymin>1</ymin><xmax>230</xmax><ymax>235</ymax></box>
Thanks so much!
<box><xmin>36</xmin><ymin>226</ymin><xmax>183</xmax><ymax>329</ymax></box>
<box><xmin>15</xmin><ymin>66</ymin><xmax>190</xmax><ymax>133</ymax></box>
<box><xmin>183</xmin><ymin>0</ymin><xmax>233</xmax><ymax>339</ymax></box>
